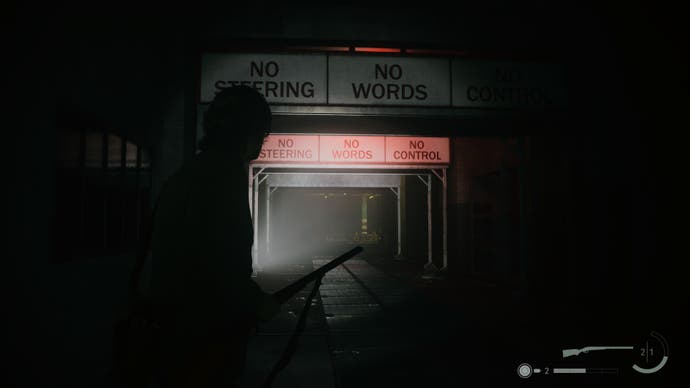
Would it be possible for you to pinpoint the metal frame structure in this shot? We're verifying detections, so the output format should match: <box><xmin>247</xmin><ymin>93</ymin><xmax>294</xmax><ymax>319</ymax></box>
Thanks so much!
<box><xmin>248</xmin><ymin>164</ymin><xmax>448</xmax><ymax>272</ymax></box>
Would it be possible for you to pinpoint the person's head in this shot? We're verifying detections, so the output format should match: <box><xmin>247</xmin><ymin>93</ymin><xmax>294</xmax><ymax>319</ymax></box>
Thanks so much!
<box><xmin>201</xmin><ymin>85</ymin><xmax>271</xmax><ymax>160</ymax></box>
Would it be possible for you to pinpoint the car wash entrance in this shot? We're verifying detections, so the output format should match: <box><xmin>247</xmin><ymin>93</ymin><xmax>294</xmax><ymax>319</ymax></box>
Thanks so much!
<box><xmin>248</xmin><ymin>134</ymin><xmax>450</xmax><ymax>272</ymax></box>
<box><xmin>198</xmin><ymin>50</ymin><xmax>564</xmax><ymax>282</ymax></box>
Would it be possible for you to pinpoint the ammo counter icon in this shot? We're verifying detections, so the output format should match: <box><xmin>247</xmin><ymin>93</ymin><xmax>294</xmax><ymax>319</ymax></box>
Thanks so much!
<box><xmin>517</xmin><ymin>331</ymin><xmax>669</xmax><ymax>378</ymax></box>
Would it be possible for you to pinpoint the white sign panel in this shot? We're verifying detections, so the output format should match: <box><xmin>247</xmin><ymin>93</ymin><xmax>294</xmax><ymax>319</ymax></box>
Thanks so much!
<box><xmin>200</xmin><ymin>52</ymin><xmax>566</xmax><ymax>110</ymax></box>
<box><xmin>200</xmin><ymin>53</ymin><xmax>327</xmax><ymax>104</ymax></box>
<box><xmin>328</xmin><ymin>55</ymin><xmax>451</xmax><ymax>106</ymax></box>
<box><xmin>451</xmin><ymin>60</ymin><xmax>566</xmax><ymax>108</ymax></box>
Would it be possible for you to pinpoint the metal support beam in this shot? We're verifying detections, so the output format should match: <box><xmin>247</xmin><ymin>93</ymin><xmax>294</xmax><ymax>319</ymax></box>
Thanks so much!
<box><xmin>417</xmin><ymin>174</ymin><xmax>429</xmax><ymax>186</ymax></box>
<box><xmin>431</xmin><ymin>169</ymin><xmax>444</xmax><ymax>182</ymax></box>
<box><xmin>251</xmin><ymin>167</ymin><xmax>265</xmax><ymax>269</ymax></box>
<box><xmin>266</xmin><ymin>184</ymin><xmax>271</xmax><ymax>258</ymax></box>
<box><xmin>248</xmin><ymin>167</ymin><xmax>266</xmax><ymax>218</ymax></box>
<box><xmin>267</xmin><ymin>187</ymin><xmax>278</xmax><ymax>256</ymax></box>
<box><xmin>418</xmin><ymin>174</ymin><xmax>437</xmax><ymax>272</ymax></box>
<box><xmin>253</xmin><ymin>179</ymin><xmax>259</xmax><ymax>268</ymax></box>
<box><xmin>427</xmin><ymin>174</ymin><xmax>433</xmax><ymax>270</ymax></box>
<box><xmin>427</xmin><ymin>169</ymin><xmax>448</xmax><ymax>274</ymax></box>
<box><xmin>389</xmin><ymin>187</ymin><xmax>402</xmax><ymax>256</ymax></box>
<box><xmin>248</xmin><ymin>166</ymin><xmax>254</xmax><ymax>219</ymax></box>
<box><xmin>442</xmin><ymin>169</ymin><xmax>448</xmax><ymax>272</ymax></box>
<box><xmin>248</xmin><ymin>166</ymin><xmax>255</xmax><ymax>272</ymax></box>
<box><xmin>397</xmin><ymin>187</ymin><xmax>402</xmax><ymax>257</ymax></box>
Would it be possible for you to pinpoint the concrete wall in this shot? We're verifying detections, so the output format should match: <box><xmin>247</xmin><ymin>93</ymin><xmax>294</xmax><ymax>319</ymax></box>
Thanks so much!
<box><xmin>447</xmin><ymin>138</ymin><xmax>522</xmax><ymax>281</ymax></box>
<box><xmin>9</xmin><ymin>7</ymin><xmax>191</xmax><ymax>387</ymax></box>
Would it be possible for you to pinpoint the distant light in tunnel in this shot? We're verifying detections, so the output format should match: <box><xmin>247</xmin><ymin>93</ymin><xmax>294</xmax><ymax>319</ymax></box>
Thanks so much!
<box><xmin>368</xmin><ymin>195</ymin><xmax>374</xmax><ymax>200</ymax></box>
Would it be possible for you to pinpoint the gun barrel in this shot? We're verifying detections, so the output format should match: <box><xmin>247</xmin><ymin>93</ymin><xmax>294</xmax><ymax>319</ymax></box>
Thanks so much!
<box><xmin>273</xmin><ymin>246</ymin><xmax>364</xmax><ymax>304</ymax></box>
<box><xmin>585</xmin><ymin>346</ymin><xmax>634</xmax><ymax>352</ymax></box>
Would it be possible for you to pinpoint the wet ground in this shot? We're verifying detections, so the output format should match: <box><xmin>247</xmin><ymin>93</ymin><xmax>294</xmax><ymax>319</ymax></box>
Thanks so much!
<box><xmin>240</xmin><ymin>254</ymin><xmax>665</xmax><ymax>388</ymax></box>
<box><xmin>244</xmin><ymin>257</ymin><xmax>456</xmax><ymax>388</ymax></box>
<box><xmin>9</xmin><ymin>250</ymin><xmax>672</xmax><ymax>388</ymax></box>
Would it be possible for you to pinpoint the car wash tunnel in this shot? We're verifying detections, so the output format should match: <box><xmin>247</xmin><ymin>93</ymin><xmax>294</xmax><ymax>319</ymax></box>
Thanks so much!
<box><xmin>10</xmin><ymin>4</ymin><xmax>683</xmax><ymax>388</ymax></box>
<box><xmin>249</xmin><ymin>139</ymin><xmax>451</xmax><ymax>271</ymax></box>
<box><xmin>241</xmin><ymin>136</ymin><xmax>503</xmax><ymax>388</ymax></box>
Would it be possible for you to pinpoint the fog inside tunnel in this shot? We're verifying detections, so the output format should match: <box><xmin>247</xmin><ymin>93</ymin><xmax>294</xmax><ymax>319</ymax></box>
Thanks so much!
<box><xmin>259</xmin><ymin>187</ymin><xmax>399</xmax><ymax>267</ymax></box>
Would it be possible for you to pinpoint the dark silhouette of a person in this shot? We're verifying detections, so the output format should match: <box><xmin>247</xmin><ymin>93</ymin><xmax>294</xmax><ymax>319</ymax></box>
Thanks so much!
<box><xmin>148</xmin><ymin>85</ymin><xmax>280</xmax><ymax>387</ymax></box>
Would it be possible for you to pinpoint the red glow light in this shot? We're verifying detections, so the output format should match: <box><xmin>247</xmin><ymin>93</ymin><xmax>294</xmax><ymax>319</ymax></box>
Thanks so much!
<box><xmin>354</xmin><ymin>47</ymin><xmax>401</xmax><ymax>53</ymax></box>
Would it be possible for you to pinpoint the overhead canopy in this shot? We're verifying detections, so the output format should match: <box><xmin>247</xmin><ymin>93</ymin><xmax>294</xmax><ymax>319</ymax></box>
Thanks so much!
<box><xmin>252</xmin><ymin>134</ymin><xmax>450</xmax><ymax>167</ymax></box>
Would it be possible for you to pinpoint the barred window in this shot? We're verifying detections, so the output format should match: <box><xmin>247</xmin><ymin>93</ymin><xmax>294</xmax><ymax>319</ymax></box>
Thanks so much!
<box><xmin>54</xmin><ymin>112</ymin><xmax>153</xmax><ymax>263</ymax></box>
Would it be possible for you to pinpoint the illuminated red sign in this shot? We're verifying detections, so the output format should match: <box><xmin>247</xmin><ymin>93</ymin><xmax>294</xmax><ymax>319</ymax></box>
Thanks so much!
<box><xmin>253</xmin><ymin>135</ymin><xmax>449</xmax><ymax>165</ymax></box>
<box><xmin>385</xmin><ymin>136</ymin><xmax>450</xmax><ymax>164</ymax></box>
<box><xmin>319</xmin><ymin>136</ymin><xmax>386</xmax><ymax>163</ymax></box>
<box><xmin>258</xmin><ymin>135</ymin><xmax>319</xmax><ymax>162</ymax></box>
